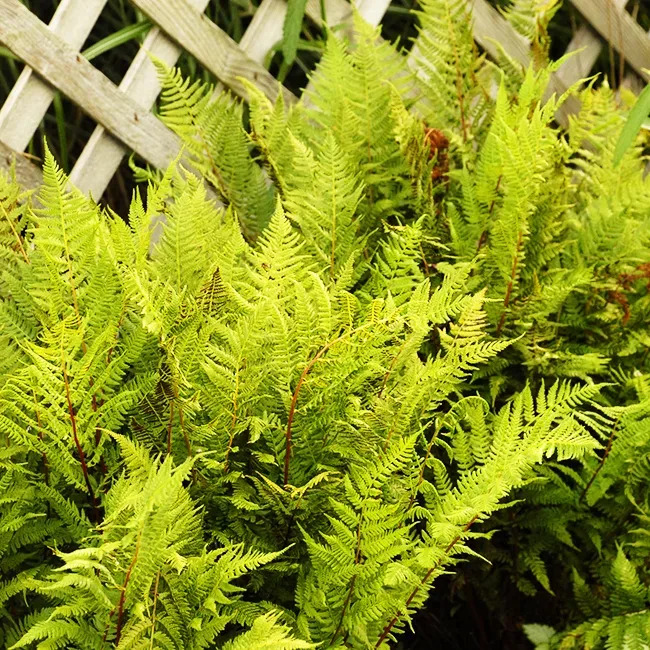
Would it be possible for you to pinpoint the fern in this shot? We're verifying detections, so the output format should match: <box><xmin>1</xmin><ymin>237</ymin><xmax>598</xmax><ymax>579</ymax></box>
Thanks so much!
<box><xmin>2</xmin><ymin>5</ymin><xmax>650</xmax><ymax>649</ymax></box>
<box><xmin>155</xmin><ymin>62</ymin><xmax>274</xmax><ymax>238</ymax></box>
<box><xmin>412</xmin><ymin>0</ymin><xmax>492</xmax><ymax>144</ymax></box>
<box><xmin>527</xmin><ymin>550</ymin><xmax>650</xmax><ymax>650</ymax></box>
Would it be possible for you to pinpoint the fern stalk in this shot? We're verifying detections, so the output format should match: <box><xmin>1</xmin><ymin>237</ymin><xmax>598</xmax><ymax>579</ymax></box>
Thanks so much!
<box><xmin>377</xmin><ymin>513</ymin><xmax>480</xmax><ymax>647</ymax></box>
<box><xmin>61</xmin><ymin>342</ymin><xmax>99</xmax><ymax>522</ymax></box>
<box><xmin>114</xmin><ymin>532</ymin><xmax>142</xmax><ymax>646</ymax></box>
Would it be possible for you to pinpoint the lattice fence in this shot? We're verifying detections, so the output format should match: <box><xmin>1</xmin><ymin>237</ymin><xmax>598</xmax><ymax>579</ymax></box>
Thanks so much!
<box><xmin>0</xmin><ymin>0</ymin><xmax>648</xmax><ymax>196</ymax></box>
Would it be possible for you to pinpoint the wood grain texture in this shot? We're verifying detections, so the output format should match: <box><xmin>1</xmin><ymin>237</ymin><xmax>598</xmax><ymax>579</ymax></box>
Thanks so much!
<box><xmin>307</xmin><ymin>0</ymin><xmax>390</xmax><ymax>28</ymax></box>
<box><xmin>556</xmin><ymin>0</ymin><xmax>627</xmax><ymax>90</ymax></box>
<box><xmin>70</xmin><ymin>0</ymin><xmax>210</xmax><ymax>198</ymax></box>
<box><xmin>622</xmin><ymin>22</ymin><xmax>650</xmax><ymax>95</ymax></box>
<box><xmin>556</xmin><ymin>26</ymin><xmax>606</xmax><ymax>89</ymax></box>
<box><xmin>6</xmin><ymin>0</ymin><xmax>643</xmax><ymax>197</ymax></box>
<box><xmin>408</xmin><ymin>0</ymin><xmax>530</xmax><ymax>88</ymax></box>
<box><xmin>0</xmin><ymin>141</ymin><xmax>43</xmax><ymax>190</ymax></box>
<box><xmin>303</xmin><ymin>0</ymin><xmax>392</xmax><ymax>100</ymax></box>
<box><xmin>469</xmin><ymin>0</ymin><xmax>594</xmax><ymax>125</ymax></box>
<box><xmin>71</xmin><ymin>0</ymin><xmax>286</xmax><ymax>198</ymax></box>
<box><xmin>130</xmin><ymin>0</ymin><xmax>296</xmax><ymax>105</ymax></box>
<box><xmin>306</xmin><ymin>0</ymin><xmax>351</xmax><ymax>27</ymax></box>
<box><xmin>0</xmin><ymin>0</ymin><xmax>182</xmax><ymax>171</ymax></box>
<box><xmin>568</xmin><ymin>0</ymin><xmax>650</xmax><ymax>82</ymax></box>
<box><xmin>239</xmin><ymin>0</ymin><xmax>286</xmax><ymax>66</ymax></box>
<box><xmin>470</xmin><ymin>0</ymin><xmax>530</xmax><ymax>65</ymax></box>
<box><xmin>0</xmin><ymin>0</ymin><xmax>107</xmax><ymax>152</ymax></box>
<box><xmin>408</xmin><ymin>0</ymin><xmax>530</xmax><ymax>76</ymax></box>
<box><xmin>303</xmin><ymin>0</ymin><xmax>390</xmax><ymax>59</ymax></box>
<box><xmin>350</xmin><ymin>0</ymin><xmax>392</xmax><ymax>28</ymax></box>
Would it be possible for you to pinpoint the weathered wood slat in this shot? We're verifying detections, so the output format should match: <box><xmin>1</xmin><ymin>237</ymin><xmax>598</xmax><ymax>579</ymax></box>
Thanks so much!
<box><xmin>463</xmin><ymin>0</ymin><xmax>593</xmax><ymax>124</ymax></box>
<box><xmin>70</xmin><ymin>0</ymin><xmax>210</xmax><ymax>198</ymax></box>
<box><xmin>351</xmin><ymin>0</ymin><xmax>392</xmax><ymax>28</ymax></box>
<box><xmin>408</xmin><ymin>0</ymin><xmax>530</xmax><ymax>76</ymax></box>
<box><xmin>129</xmin><ymin>0</ymin><xmax>296</xmax><ymax>105</ymax></box>
<box><xmin>0</xmin><ymin>0</ymin><xmax>107</xmax><ymax>152</ymax></box>
<box><xmin>568</xmin><ymin>0</ymin><xmax>650</xmax><ymax>82</ymax></box>
<box><xmin>1</xmin><ymin>0</ymin><xmax>647</xmax><ymax>195</ymax></box>
<box><xmin>0</xmin><ymin>141</ymin><xmax>42</xmax><ymax>189</ymax></box>
<box><xmin>622</xmin><ymin>22</ymin><xmax>650</xmax><ymax>94</ymax></box>
<box><xmin>470</xmin><ymin>0</ymin><xmax>530</xmax><ymax>65</ymax></box>
<box><xmin>239</xmin><ymin>0</ymin><xmax>286</xmax><ymax>66</ymax></box>
<box><xmin>306</xmin><ymin>0</ymin><xmax>351</xmax><ymax>27</ymax></box>
<box><xmin>72</xmin><ymin>0</ymin><xmax>296</xmax><ymax>198</ymax></box>
<box><xmin>408</xmin><ymin>0</ymin><xmax>579</xmax><ymax>125</ymax></box>
<box><xmin>556</xmin><ymin>26</ymin><xmax>607</xmax><ymax>90</ymax></box>
<box><xmin>408</xmin><ymin>1</ymin><xmax>531</xmax><ymax>84</ymax></box>
<box><xmin>303</xmin><ymin>0</ymin><xmax>392</xmax><ymax>99</ymax></box>
<box><xmin>307</xmin><ymin>0</ymin><xmax>389</xmax><ymax>29</ymax></box>
<box><xmin>0</xmin><ymin>0</ymin><xmax>182</xmax><ymax>171</ymax></box>
<box><xmin>244</xmin><ymin>0</ymin><xmax>382</xmax><ymax>61</ymax></box>
<box><xmin>557</xmin><ymin>1</ymin><xmax>631</xmax><ymax>88</ymax></box>
<box><xmin>553</xmin><ymin>0</ymin><xmax>628</xmax><ymax>122</ymax></box>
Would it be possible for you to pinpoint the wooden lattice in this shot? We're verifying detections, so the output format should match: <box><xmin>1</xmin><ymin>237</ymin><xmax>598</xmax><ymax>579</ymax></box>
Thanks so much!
<box><xmin>0</xmin><ymin>0</ymin><xmax>648</xmax><ymax>195</ymax></box>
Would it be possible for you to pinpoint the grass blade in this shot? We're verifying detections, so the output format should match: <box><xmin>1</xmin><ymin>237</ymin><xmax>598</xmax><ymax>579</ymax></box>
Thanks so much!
<box><xmin>613</xmin><ymin>82</ymin><xmax>650</xmax><ymax>166</ymax></box>
<box><xmin>82</xmin><ymin>20</ymin><xmax>151</xmax><ymax>62</ymax></box>
<box><xmin>282</xmin><ymin>0</ymin><xmax>308</xmax><ymax>65</ymax></box>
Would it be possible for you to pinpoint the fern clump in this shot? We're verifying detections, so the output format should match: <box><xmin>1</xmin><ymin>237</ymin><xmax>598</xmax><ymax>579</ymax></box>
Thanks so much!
<box><xmin>4</xmin><ymin>149</ymin><xmax>587</xmax><ymax>648</ymax></box>
<box><xmin>1</xmin><ymin>3</ymin><xmax>650</xmax><ymax>649</ymax></box>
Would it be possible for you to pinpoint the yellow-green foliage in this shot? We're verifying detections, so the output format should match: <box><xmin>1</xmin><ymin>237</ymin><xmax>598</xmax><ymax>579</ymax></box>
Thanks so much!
<box><xmin>1</xmin><ymin>3</ymin><xmax>650</xmax><ymax>649</ymax></box>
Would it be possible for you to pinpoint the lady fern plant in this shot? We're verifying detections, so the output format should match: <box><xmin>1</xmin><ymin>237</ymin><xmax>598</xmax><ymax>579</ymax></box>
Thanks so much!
<box><xmin>1</xmin><ymin>2</ymin><xmax>649</xmax><ymax>649</ymax></box>
<box><xmin>3</xmin><ymin>150</ymin><xmax>595</xmax><ymax>648</ymax></box>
